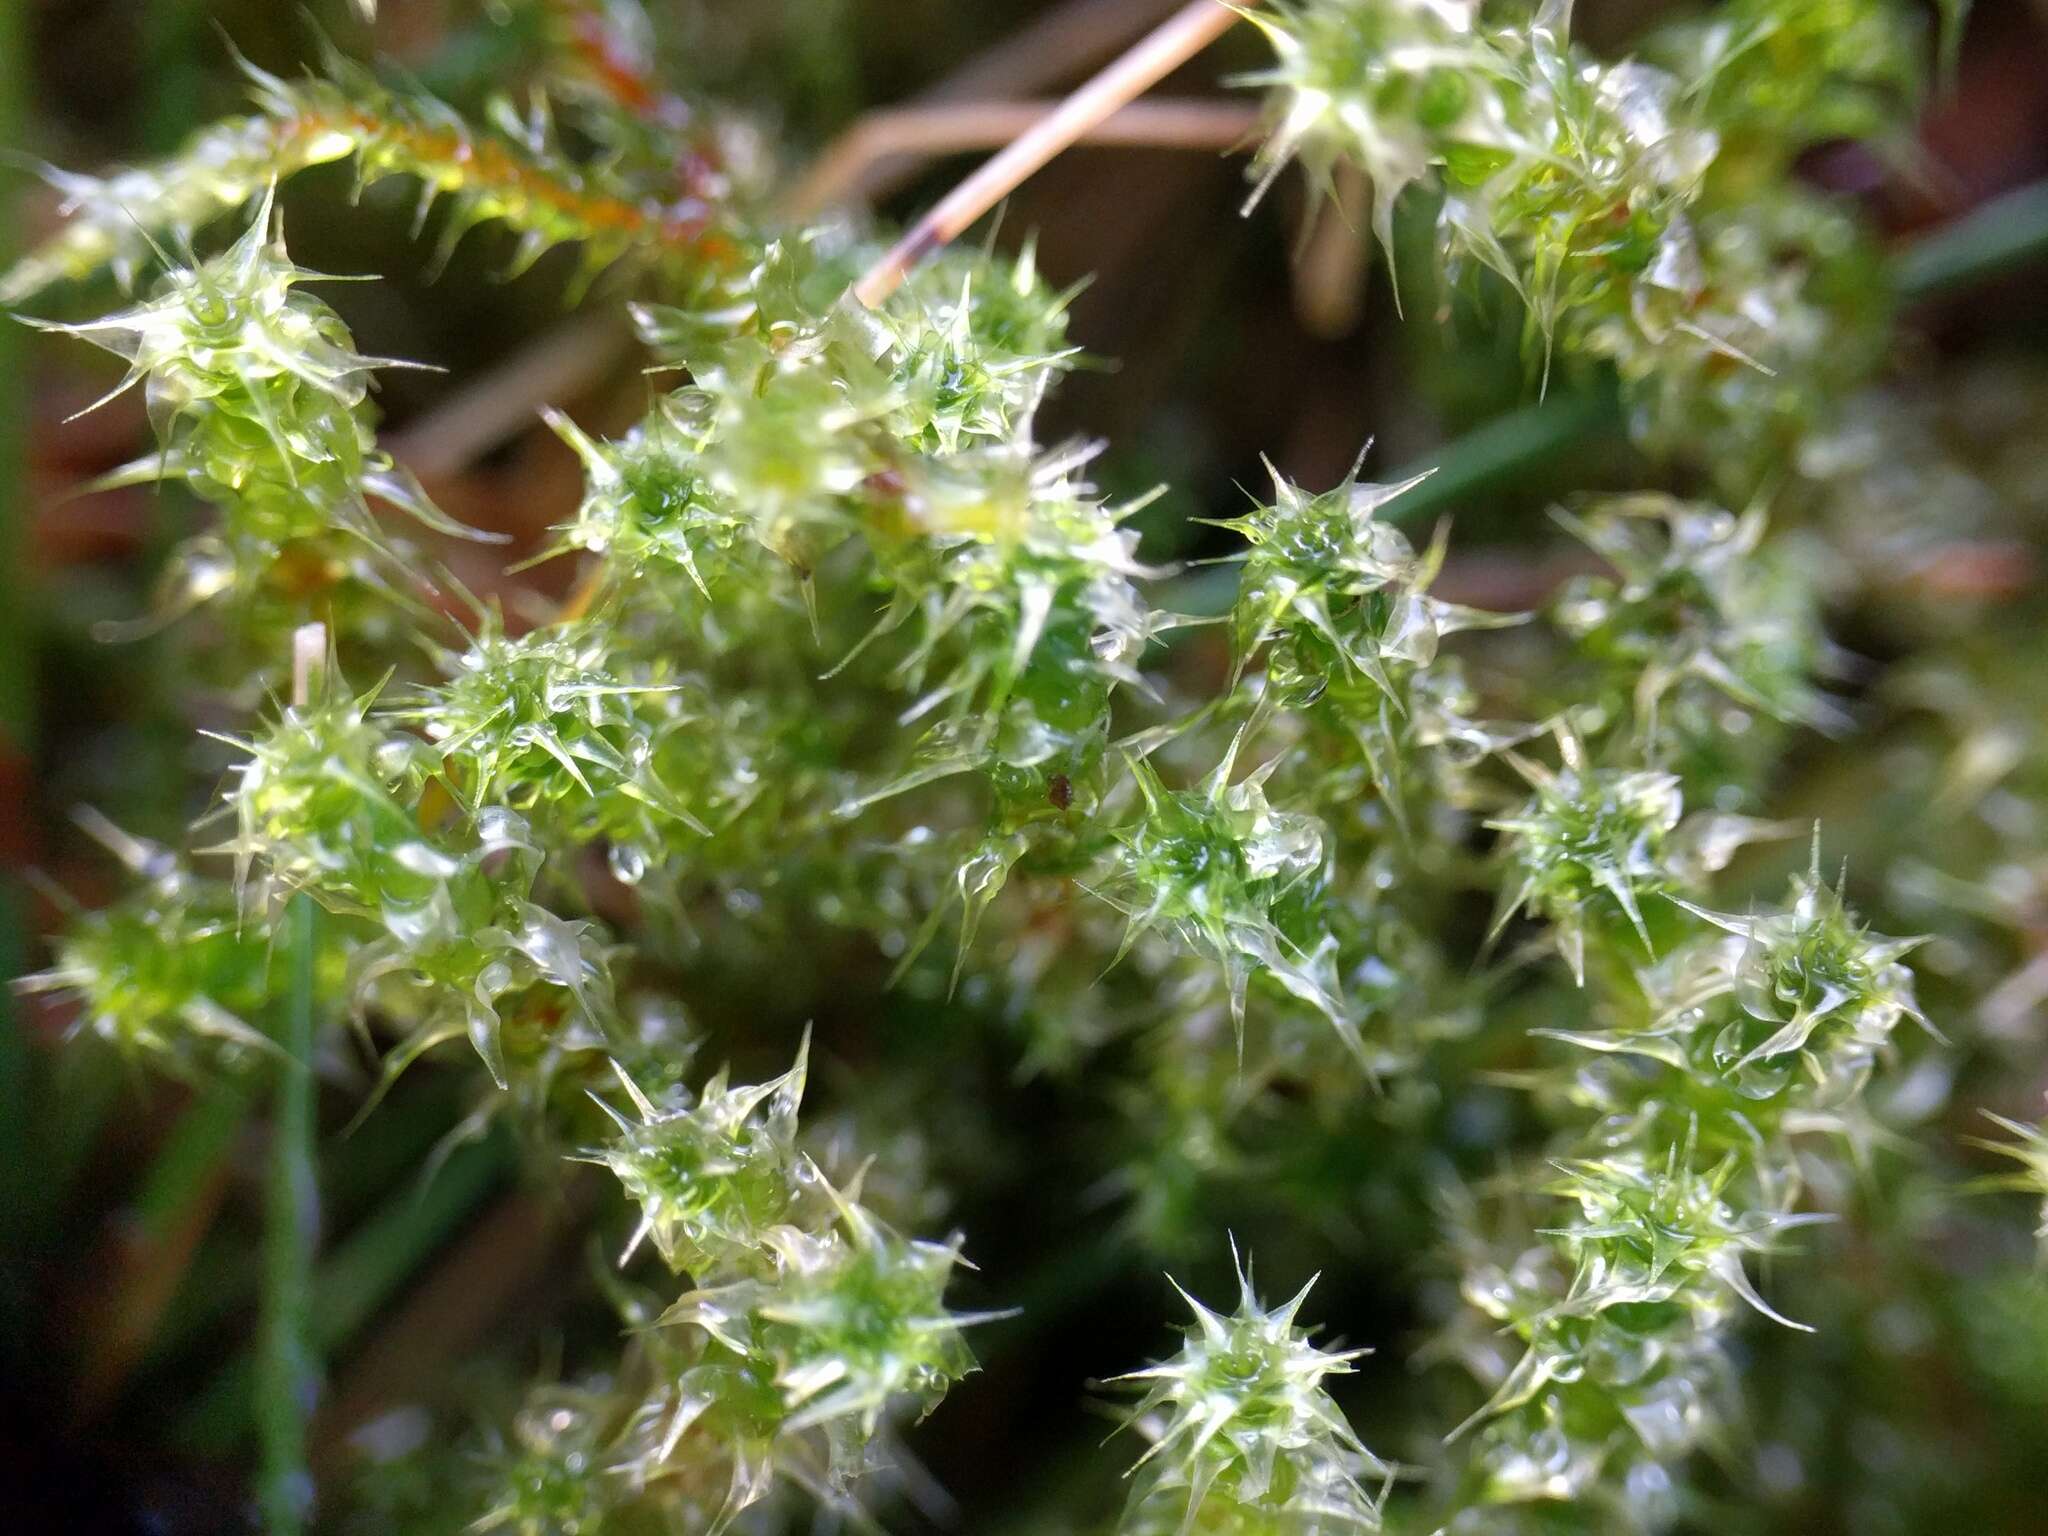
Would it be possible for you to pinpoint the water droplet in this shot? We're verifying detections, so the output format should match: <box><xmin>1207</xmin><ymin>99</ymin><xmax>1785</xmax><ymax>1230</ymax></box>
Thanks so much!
<box><xmin>608</xmin><ymin>841</ymin><xmax>650</xmax><ymax>886</ymax></box>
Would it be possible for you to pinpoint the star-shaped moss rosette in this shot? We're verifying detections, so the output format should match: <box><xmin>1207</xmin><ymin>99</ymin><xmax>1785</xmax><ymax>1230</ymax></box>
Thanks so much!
<box><xmin>1221</xmin><ymin>454</ymin><xmax>1525</xmax><ymax>829</ymax></box>
<box><xmin>14</xmin><ymin>813</ymin><xmax>317</xmax><ymax>1075</ymax></box>
<box><xmin>1241</xmin><ymin>2</ymin><xmax>1717</xmax><ymax>355</ymax></box>
<box><xmin>584</xmin><ymin>1033</ymin><xmax>811</xmax><ymax>1276</ymax></box>
<box><xmin>1238</xmin><ymin>2</ymin><xmax>1909</xmax><ymax>474</ymax></box>
<box><xmin>1223</xmin><ymin>456</ymin><xmax>1517</xmax><ymax>702</ymax></box>
<box><xmin>1671</xmin><ymin>833</ymin><xmax>1929</xmax><ymax>1091</ymax></box>
<box><xmin>845</xmin><ymin>441</ymin><xmax>1163</xmax><ymax>827</ymax></box>
<box><xmin>20</xmin><ymin>197</ymin><xmax>472</xmax><ymax>633</ymax></box>
<box><xmin>1970</xmin><ymin>1111</ymin><xmax>2048</xmax><ymax>1258</ymax></box>
<box><xmin>1238</xmin><ymin>0</ymin><xmax>1535</xmax><ymax>261</ymax></box>
<box><xmin>396</xmin><ymin>611</ymin><xmax>775</xmax><ymax>886</ymax></box>
<box><xmin>864</xmin><ymin>240</ymin><xmax>1083</xmax><ymax>454</ymax></box>
<box><xmin>217</xmin><ymin>673</ymin><xmax>618</xmax><ymax>1087</ymax></box>
<box><xmin>539</xmin><ymin>402</ymin><xmax>749</xmax><ymax>602</ymax></box>
<box><xmin>1488</xmin><ymin>728</ymin><xmax>1685</xmax><ymax>983</ymax></box>
<box><xmin>1648</xmin><ymin>0</ymin><xmax>1931</xmax><ymax>168</ymax></box>
<box><xmin>1542</xmin><ymin>1147</ymin><xmax>1828</xmax><ymax>1332</ymax></box>
<box><xmin>1446</xmin><ymin>1238</ymin><xmax>1732</xmax><ymax>1512</ymax></box>
<box><xmin>1091</xmin><ymin>735</ymin><xmax>1351</xmax><ymax>1054</ymax></box>
<box><xmin>659</xmin><ymin>1188</ymin><xmax>997</xmax><ymax>1497</ymax></box>
<box><xmin>1550</xmin><ymin>495</ymin><xmax>1841</xmax><ymax>785</ymax></box>
<box><xmin>466</xmin><ymin>1383</ymin><xmax>630</xmax><ymax>1536</ymax></box>
<box><xmin>1441</xmin><ymin>1131</ymin><xmax>1826</xmax><ymax>1522</ymax></box>
<box><xmin>1113</xmin><ymin>1250</ymin><xmax>1391</xmax><ymax>1536</ymax></box>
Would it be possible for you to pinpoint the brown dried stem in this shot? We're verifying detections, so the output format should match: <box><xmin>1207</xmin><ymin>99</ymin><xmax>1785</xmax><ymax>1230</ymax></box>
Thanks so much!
<box><xmin>850</xmin><ymin>0</ymin><xmax>1255</xmax><ymax>309</ymax></box>
<box><xmin>1291</xmin><ymin>160</ymin><xmax>1373</xmax><ymax>339</ymax></box>
<box><xmin>919</xmin><ymin>0</ymin><xmax>1192</xmax><ymax>103</ymax></box>
<box><xmin>384</xmin><ymin>311</ymin><xmax>634</xmax><ymax>484</ymax></box>
<box><xmin>783</xmin><ymin>97</ymin><xmax>1259</xmax><ymax>218</ymax></box>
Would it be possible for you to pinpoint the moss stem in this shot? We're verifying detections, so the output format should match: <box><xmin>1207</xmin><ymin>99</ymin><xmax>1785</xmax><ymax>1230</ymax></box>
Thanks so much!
<box><xmin>257</xmin><ymin>892</ymin><xmax>321</xmax><ymax>1535</ymax></box>
<box><xmin>852</xmin><ymin>0</ymin><xmax>1255</xmax><ymax>307</ymax></box>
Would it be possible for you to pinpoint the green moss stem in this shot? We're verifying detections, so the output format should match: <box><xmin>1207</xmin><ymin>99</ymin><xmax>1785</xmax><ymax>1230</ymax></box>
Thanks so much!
<box><xmin>181</xmin><ymin>1129</ymin><xmax>513</xmax><ymax>1453</ymax></box>
<box><xmin>257</xmin><ymin>893</ymin><xmax>321</xmax><ymax>1535</ymax></box>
